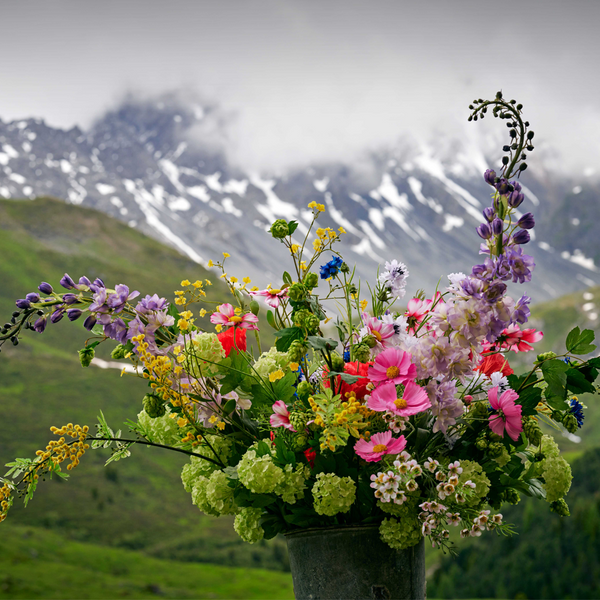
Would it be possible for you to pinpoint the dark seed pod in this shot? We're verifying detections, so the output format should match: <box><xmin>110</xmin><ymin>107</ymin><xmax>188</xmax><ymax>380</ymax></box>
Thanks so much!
<box><xmin>519</xmin><ymin>163</ymin><xmax>528</xmax><ymax>171</ymax></box>
<box><xmin>502</xmin><ymin>156</ymin><xmax>509</xmax><ymax>165</ymax></box>
<box><xmin>527</xmin><ymin>145</ymin><xmax>534</xmax><ymax>151</ymax></box>
<box><xmin>527</xmin><ymin>131</ymin><xmax>535</xmax><ymax>139</ymax></box>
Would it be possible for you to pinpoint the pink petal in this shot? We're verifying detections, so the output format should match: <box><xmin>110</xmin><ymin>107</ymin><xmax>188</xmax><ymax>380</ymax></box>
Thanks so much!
<box><xmin>487</xmin><ymin>386</ymin><xmax>500</xmax><ymax>410</ymax></box>
<box><xmin>488</xmin><ymin>414</ymin><xmax>506</xmax><ymax>437</ymax></box>
<box><xmin>272</xmin><ymin>400</ymin><xmax>289</xmax><ymax>416</ymax></box>
<box><xmin>370</xmin><ymin>430</ymin><xmax>392</xmax><ymax>446</ymax></box>
<box><xmin>386</xmin><ymin>435</ymin><xmax>407</xmax><ymax>455</ymax></box>
<box><xmin>367</xmin><ymin>382</ymin><xmax>396</xmax><ymax>412</ymax></box>
<box><xmin>219</xmin><ymin>303</ymin><xmax>235</xmax><ymax>317</ymax></box>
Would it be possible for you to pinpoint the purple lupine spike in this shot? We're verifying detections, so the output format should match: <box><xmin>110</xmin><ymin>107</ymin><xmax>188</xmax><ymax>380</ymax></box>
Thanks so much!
<box><xmin>510</xmin><ymin>180</ymin><xmax>522</xmax><ymax>192</ymax></box>
<box><xmin>51</xmin><ymin>309</ymin><xmax>65</xmax><ymax>323</ymax></box>
<box><xmin>513</xmin><ymin>295</ymin><xmax>531</xmax><ymax>323</ymax></box>
<box><xmin>491</xmin><ymin>218</ymin><xmax>503</xmax><ymax>236</ymax></box>
<box><xmin>67</xmin><ymin>308</ymin><xmax>83</xmax><ymax>321</ymax></box>
<box><xmin>104</xmin><ymin>318</ymin><xmax>128</xmax><ymax>343</ymax></box>
<box><xmin>495</xmin><ymin>178</ymin><xmax>512</xmax><ymax>196</ymax></box>
<box><xmin>482</xmin><ymin>207</ymin><xmax>495</xmax><ymax>223</ymax></box>
<box><xmin>63</xmin><ymin>293</ymin><xmax>80</xmax><ymax>305</ymax></box>
<box><xmin>476</xmin><ymin>223</ymin><xmax>492</xmax><ymax>239</ymax></box>
<box><xmin>83</xmin><ymin>315</ymin><xmax>97</xmax><ymax>331</ymax></box>
<box><xmin>508</xmin><ymin>190</ymin><xmax>524</xmax><ymax>208</ymax></box>
<box><xmin>513</xmin><ymin>230</ymin><xmax>530</xmax><ymax>245</ymax></box>
<box><xmin>26</xmin><ymin>292</ymin><xmax>40</xmax><ymax>303</ymax></box>
<box><xmin>38</xmin><ymin>282</ymin><xmax>53</xmax><ymax>295</ymax></box>
<box><xmin>517</xmin><ymin>213</ymin><xmax>535</xmax><ymax>229</ymax></box>
<box><xmin>33</xmin><ymin>315</ymin><xmax>47</xmax><ymax>333</ymax></box>
<box><xmin>78</xmin><ymin>276</ymin><xmax>92</xmax><ymax>289</ymax></box>
<box><xmin>60</xmin><ymin>274</ymin><xmax>76</xmax><ymax>290</ymax></box>
<box><xmin>507</xmin><ymin>246</ymin><xmax>535</xmax><ymax>283</ymax></box>
<box><xmin>483</xmin><ymin>169</ymin><xmax>497</xmax><ymax>186</ymax></box>
<box><xmin>16</xmin><ymin>299</ymin><xmax>31</xmax><ymax>309</ymax></box>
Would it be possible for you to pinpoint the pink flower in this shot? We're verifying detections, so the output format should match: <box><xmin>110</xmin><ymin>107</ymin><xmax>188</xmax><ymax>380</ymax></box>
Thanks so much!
<box><xmin>210</xmin><ymin>303</ymin><xmax>259</xmax><ymax>330</ymax></box>
<box><xmin>360</xmin><ymin>313</ymin><xmax>395</xmax><ymax>354</ymax></box>
<box><xmin>368</xmin><ymin>381</ymin><xmax>431</xmax><ymax>417</ymax></box>
<box><xmin>369</xmin><ymin>347</ymin><xmax>416</xmax><ymax>385</ymax></box>
<box><xmin>488</xmin><ymin>386</ymin><xmax>523</xmax><ymax>441</ymax></box>
<box><xmin>500</xmin><ymin>324</ymin><xmax>544</xmax><ymax>353</ymax></box>
<box><xmin>354</xmin><ymin>431</ymin><xmax>406</xmax><ymax>462</ymax></box>
<box><xmin>249</xmin><ymin>287</ymin><xmax>288</xmax><ymax>309</ymax></box>
<box><xmin>270</xmin><ymin>400</ymin><xmax>295</xmax><ymax>430</ymax></box>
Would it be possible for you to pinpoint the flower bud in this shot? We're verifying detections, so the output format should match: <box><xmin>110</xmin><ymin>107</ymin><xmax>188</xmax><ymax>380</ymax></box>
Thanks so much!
<box><xmin>362</xmin><ymin>335</ymin><xmax>378</xmax><ymax>349</ymax></box>
<box><xmin>353</xmin><ymin>343</ymin><xmax>371</xmax><ymax>363</ymax></box>
<box><xmin>51</xmin><ymin>309</ymin><xmax>65</xmax><ymax>323</ymax></box>
<box><xmin>304</xmin><ymin>272</ymin><xmax>319</xmax><ymax>289</ymax></box>
<box><xmin>33</xmin><ymin>315</ymin><xmax>47</xmax><ymax>333</ymax></box>
<box><xmin>483</xmin><ymin>169</ymin><xmax>496</xmax><ymax>185</ymax></box>
<box><xmin>111</xmin><ymin>344</ymin><xmax>127</xmax><ymax>360</ymax></box>
<box><xmin>249</xmin><ymin>300</ymin><xmax>260</xmax><ymax>316</ymax></box>
<box><xmin>340</xmin><ymin>262</ymin><xmax>350</xmax><ymax>274</ymax></box>
<box><xmin>550</xmin><ymin>499</ymin><xmax>570</xmax><ymax>517</ymax></box>
<box><xmin>508</xmin><ymin>191</ymin><xmax>524</xmax><ymax>208</ymax></box>
<box><xmin>143</xmin><ymin>393</ymin><xmax>166</xmax><ymax>418</ymax></box>
<box><xmin>482</xmin><ymin>207</ymin><xmax>495</xmax><ymax>222</ymax></box>
<box><xmin>38</xmin><ymin>282</ymin><xmax>54</xmax><ymax>295</ymax></box>
<box><xmin>67</xmin><ymin>308</ymin><xmax>83</xmax><ymax>321</ymax></box>
<box><xmin>495</xmin><ymin>178</ymin><xmax>511</xmax><ymax>196</ymax></box>
<box><xmin>517</xmin><ymin>212</ymin><xmax>535</xmax><ymax>229</ymax></box>
<box><xmin>330</xmin><ymin>352</ymin><xmax>345</xmax><ymax>372</ymax></box>
<box><xmin>26</xmin><ymin>292</ymin><xmax>40</xmax><ymax>303</ymax></box>
<box><xmin>15</xmin><ymin>299</ymin><xmax>31</xmax><ymax>309</ymax></box>
<box><xmin>512</xmin><ymin>230</ymin><xmax>530</xmax><ymax>245</ymax></box>
<box><xmin>288</xmin><ymin>282</ymin><xmax>307</xmax><ymax>302</ymax></box>
<box><xmin>491</xmin><ymin>218</ymin><xmax>504</xmax><ymax>236</ymax></box>
<box><xmin>83</xmin><ymin>315</ymin><xmax>97</xmax><ymax>331</ymax></box>
<box><xmin>296</xmin><ymin>380</ymin><xmax>312</xmax><ymax>402</ymax></box>
<box><xmin>269</xmin><ymin>219</ymin><xmax>290</xmax><ymax>239</ymax></box>
<box><xmin>63</xmin><ymin>293</ymin><xmax>80</xmax><ymax>305</ymax></box>
<box><xmin>78</xmin><ymin>346</ymin><xmax>95</xmax><ymax>367</ymax></box>
<box><xmin>476</xmin><ymin>223</ymin><xmax>492</xmax><ymax>240</ymax></box>
<box><xmin>60</xmin><ymin>273</ymin><xmax>76</xmax><ymax>290</ymax></box>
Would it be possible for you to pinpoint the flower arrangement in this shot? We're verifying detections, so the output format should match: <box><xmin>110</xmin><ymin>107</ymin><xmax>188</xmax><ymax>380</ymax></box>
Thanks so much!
<box><xmin>0</xmin><ymin>92</ymin><xmax>597</xmax><ymax>554</ymax></box>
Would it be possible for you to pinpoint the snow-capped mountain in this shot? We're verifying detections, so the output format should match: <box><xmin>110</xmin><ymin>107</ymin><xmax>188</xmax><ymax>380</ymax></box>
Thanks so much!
<box><xmin>1</xmin><ymin>93</ymin><xmax>598</xmax><ymax>303</ymax></box>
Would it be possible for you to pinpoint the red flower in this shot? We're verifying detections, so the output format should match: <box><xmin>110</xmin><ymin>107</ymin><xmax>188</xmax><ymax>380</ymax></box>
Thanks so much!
<box><xmin>323</xmin><ymin>361</ymin><xmax>372</xmax><ymax>400</ymax></box>
<box><xmin>217</xmin><ymin>327</ymin><xmax>247</xmax><ymax>356</ymax></box>
<box><xmin>475</xmin><ymin>353</ymin><xmax>513</xmax><ymax>378</ymax></box>
<box><xmin>303</xmin><ymin>448</ymin><xmax>316</xmax><ymax>468</ymax></box>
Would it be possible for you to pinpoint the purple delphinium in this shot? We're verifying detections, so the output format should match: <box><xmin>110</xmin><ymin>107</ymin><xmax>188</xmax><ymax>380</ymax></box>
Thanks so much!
<box><xmin>83</xmin><ymin>315</ymin><xmax>97</xmax><ymax>331</ymax></box>
<box><xmin>495</xmin><ymin>178</ymin><xmax>512</xmax><ymax>196</ymax></box>
<box><xmin>135</xmin><ymin>294</ymin><xmax>169</xmax><ymax>314</ymax></box>
<box><xmin>89</xmin><ymin>288</ymin><xmax>109</xmax><ymax>313</ymax></box>
<box><xmin>63</xmin><ymin>293</ymin><xmax>81</xmax><ymax>305</ymax></box>
<box><xmin>483</xmin><ymin>281</ymin><xmax>507</xmax><ymax>304</ymax></box>
<box><xmin>508</xmin><ymin>190</ymin><xmax>524</xmax><ymax>208</ymax></box>
<box><xmin>506</xmin><ymin>246</ymin><xmax>535</xmax><ymax>284</ymax></box>
<box><xmin>491</xmin><ymin>218</ymin><xmax>504</xmax><ymax>236</ymax></box>
<box><xmin>512</xmin><ymin>295</ymin><xmax>531</xmax><ymax>324</ymax></box>
<box><xmin>483</xmin><ymin>169</ymin><xmax>496</xmax><ymax>186</ymax></box>
<box><xmin>104</xmin><ymin>318</ymin><xmax>128</xmax><ymax>344</ymax></box>
<box><xmin>477</xmin><ymin>223</ymin><xmax>492</xmax><ymax>239</ymax></box>
<box><xmin>107</xmin><ymin>284</ymin><xmax>140</xmax><ymax>313</ymax></box>
<box><xmin>60</xmin><ymin>274</ymin><xmax>76</xmax><ymax>290</ymax></box>
<box><xmin>517</xmin><ymin>213</ymin><xmax>535</xmax><ymax>229</ymax></box>
<box><xmin>26</xmin><ymin>292</ymin><xmax>40</xmax><ymax>303</ymax></box>
<box><xmin>483</xmin><ymin>207</ymin><xmax>496</xmax><ymax>222</ymax></box>
<box><xmin>15</xmin><ymin>299</ymin><xmax>31</xmax><ymax>309</ymax></box>
<box><xmin>512</xmin><ymin>230</ymin><xmax>530</xmax><ymax>245</ymax></box>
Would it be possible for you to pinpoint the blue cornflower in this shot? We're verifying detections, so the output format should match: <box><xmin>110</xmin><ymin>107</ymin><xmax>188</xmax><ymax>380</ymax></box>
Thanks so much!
<box><xmin>319</xmin><ymin>256</ymin><xmax>344</xmax><ymax>280</ymax></box>
<box><xmin>343</xmin><ymin>349</ymin><xmax>350</xmax><ymax>362</ymax></box>
<box><xmin>569</xmin><ymin>398</ymin><xmax>585</xmax><ymax>428</ymax></box>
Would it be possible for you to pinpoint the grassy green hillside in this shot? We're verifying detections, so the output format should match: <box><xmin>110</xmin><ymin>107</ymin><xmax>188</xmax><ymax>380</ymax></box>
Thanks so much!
<box><xmin>0</xmin><ymin>197</ymin><xmax>289</xmax><ymax>572</ymax></box>
<box><xmin>0</xmin><ymin>524</ymin><xmax>294</xmax><ymax>599</ymax></box>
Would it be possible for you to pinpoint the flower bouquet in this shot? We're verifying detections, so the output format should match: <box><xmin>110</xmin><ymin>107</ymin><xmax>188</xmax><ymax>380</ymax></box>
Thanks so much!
<box><xmin>0</xmin><ymin>93</ymin><xmax>596</xmax><ymax>564</ymax></box>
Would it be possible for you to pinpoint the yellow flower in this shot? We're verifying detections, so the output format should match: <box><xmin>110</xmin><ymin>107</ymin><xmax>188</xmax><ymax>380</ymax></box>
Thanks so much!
<box><xmin>290</xmin><ymin>244</ymin><xmax>301</xmax><ymax>254</ymax></box>
<box><xmin>300</xmin><ymin>261</ymin><xmax>307</xmax><ymax>270</ymax></box>
<box><xmin>269</xmin><ymin>369</ymin><xmax>285</xmax><ymax>382</ymax></box>
<box><xmin>220</xmin><ymin>273</ymin><xmax>227</xmax><ymax>278</ymax></box>
<box><xmin>175</xmin><ymin>297</ymin><xmax>186</xmax><ymax>305</ymax></box>
<box><xmin>192</xmin><ymin>280</ymin><xmax>203</xmax><ymax>288</ymax></box>
<box><xmin>243</xmin><ymin>277</ymin><xmax>251</xmax><ymax>285</ymax></box>
<box><xmin>199</xmin><ymin>308</ymin><xmax>207</xmax><ymax>317</ymax></box>
<box><xmin>289</xmin><ymin>362</ymin><xmax>299</xmax><ymax>371</ymax></box>
<box><xmin>215</xmin><ymin>324</ymin><xmax>223</xmax><ymax>332</ymax></box>
<box><xmin>180</xmin><ymin>279</ymin><xmax>191</xmax><ymax>287</ymax></box>
<box><xmin>174</xmin><ymin>290</ymin><xmax>184</xmax><ymax>296</ymax></box>
<box><xmin>250</xmin><ymin>286</ymin><xmax>259</xmax><ymax>291</ymax></box>
<box><xmin>205</xmin><ymin>279</ymin><xmax>212</xmax><ymax>286</ymax></box>
<box><xmin>216</xmin><ymin>421</ymin><xmax>226</xmax><ymax>431</ymax></box>
<box><xmin>207</xmin><ymin>260</ymin><xmax>214</xmax><ymax>267</ymax></box>
<box><xmin>360</xmin><ymin>299</ymin><xmax>368</xmax><ymax>311</ymax></box>
<box><xmin>317</xmin><ymin>203</ymin><xmax>325</xmax><ymax>213</ymax></box>
<box><xmin>308</xmin><ymin>201</ymin><xmax>317</xmax><ymax>209</ymax></box>
<box><xmin>313</xmin><ymin>239</ymin><xmax>323</xmax><ymax>251</ymax></box>
<box><xmin>230</xmin><ymin>276</ymin><xmax>238</xmax><ymax>283</ymax></box>
<box><xmin>338</xmin><ymin>226</ymin><xmax>346</xmax><ymax>234</ymax></box>
<box><xmin>177</xmin><ymin>417</ymin><xmax>188</xmax><ymax>428</ymax></box>
<box><xmin>223</xmin><ymin>252</ymin><xmax>230</xmax><ymax>258</ymax></box>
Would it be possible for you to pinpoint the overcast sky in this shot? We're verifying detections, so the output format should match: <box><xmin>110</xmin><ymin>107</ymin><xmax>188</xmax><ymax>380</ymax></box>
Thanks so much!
<box><xmin>1</xmin><ymin>0</ymin><xmax>598</xmax><ymax>172</ymax></box>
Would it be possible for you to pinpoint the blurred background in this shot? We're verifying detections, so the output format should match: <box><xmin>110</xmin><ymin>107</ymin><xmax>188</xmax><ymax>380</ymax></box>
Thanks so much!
<box><xmin>1</xmin><ymin>1</ymin><xmax>599</xmax><ymax>598</ymax></box>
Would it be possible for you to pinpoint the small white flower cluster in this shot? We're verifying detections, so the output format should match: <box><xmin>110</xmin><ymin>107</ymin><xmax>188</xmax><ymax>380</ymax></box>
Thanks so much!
<box><xmin>460</xmin><ymin>510</ymin><xmax>503</xmax><ymax>538</ymax></box>
<box><xmin>425</xmin><ymin>459</ymin><xmax>476</xmax><ymax>502</ymax></box>
<box><xmin>379</xmin><ymin>260</ymin><xmax>409</xmax><ymax>299</ymax></box>
<box><xmin>382</xmin><ymin>411</ymin><xmax>409</xmax><ymax>433</ymax></box>
<box><xmin>370</xmin><ymin>451</ymin><xmax>423</xmax><ymax>504</ymax></box>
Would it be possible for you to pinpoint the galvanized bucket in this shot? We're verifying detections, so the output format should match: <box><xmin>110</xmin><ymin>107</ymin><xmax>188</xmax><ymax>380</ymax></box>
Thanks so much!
<box><xmin>285</xmin><ymin>525</ymin><xmax>426</xmax><ymax>600</ymax></box>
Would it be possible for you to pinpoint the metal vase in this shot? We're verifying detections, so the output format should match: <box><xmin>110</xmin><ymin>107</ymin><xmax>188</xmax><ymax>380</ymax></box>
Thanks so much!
<box><xmin>285</xmin><ymin>525</ymin><xmax>426</xmax><ymax>600</ymax></box>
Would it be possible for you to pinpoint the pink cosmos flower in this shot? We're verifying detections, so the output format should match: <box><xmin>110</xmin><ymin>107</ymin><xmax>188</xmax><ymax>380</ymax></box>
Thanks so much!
<box><xmin>360</xmin><ymin>313</ymin><xmax>395</xmax><ymax>354</ymax></box>
<box><xmin>487</xmin><ymin>386</ymin><xmax>523</xmax><ymax>441</ymax></box>
<box><xmin>249</xmin><ymin>287</ymin><xmax>288</xmax><ymax>309</ymax></box>
<box><xmin>368</xmin><ymin>381</ymin><xmax>431</xmax><ymax>417</ymax></box>
<box><xmin>369</xmin><ymin>347</ymin><xmax>417</xmax><ymax>385</ymax></box>
<box><xmin>354</xmin><ymin>431</ymin><xmax>407</xmax><ymax>462</ymax></box>
<box><xmin>210</xmin><ymin>303</ymin><xmax>259</xmax><ymax>330</ymax></box>
<box><xmin>500</xmin><ymin>324</ymin><xmax>544</xmax><ymax>353</ymax></box>
<box><xmin>270</xmin><ymin>400</ymin><xmax>295</xmax><ymax>430</ymax></box>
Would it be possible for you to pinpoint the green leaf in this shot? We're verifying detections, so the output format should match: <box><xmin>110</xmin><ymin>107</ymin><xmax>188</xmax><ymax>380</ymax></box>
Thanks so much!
<box><xmin>541</xmin><ymin>359</ymin><xmax>568</xmax><ymax>404</ymax></box>
<box><xmin>307</xmin><ymin>336</ymin><xmax>338</xmax><ymax>351</ymax></box>
<box><xmin>256</xmin><ymin>441</ymin><xmax>271</xmax><ymax>457</ymax></box>
<box><xmin>266</xmin><ymin>309</ymin><xmax>277</xmax><ymax>330</ymax></box>
<box><xmin>272</xmin><ymin>371</ymin><xmax>298</xmax><ymax>403</ymax></box>
<box><xmin>565</xmin><ymin>368</ymin><xmax>596</xmax><ymax>394</ymax></box>
<box><xmin>288</xmin><ymin>220</ymin><xmax>299</xmax><ymax>235</ymax></box>
<box><xmin>516</xmin><ymin>385</ymin><xmax>542</xmax><ymax>416</ymax></box>
<box><xmin>566</xmin><ymin>326</ymin><xmax>581</xmax><ymax>353</ymax></box>
<box><xmin>327</xmin><ymin>371</ymin><xmax>361</xmax><ymax>385</ymax></box>
<box><xmin>283</xmin><ymin>271</ymin><xmax>293</xmax><ymax>285</ymax></box>
<box><xmin>275</xmin><ymin>327</ymin><xmax>305</xmax><ymax>352</ymax></box>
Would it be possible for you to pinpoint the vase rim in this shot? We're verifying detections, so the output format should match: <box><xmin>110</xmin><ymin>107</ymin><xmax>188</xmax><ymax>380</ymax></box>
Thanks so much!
<box><xmin>284</xmin><ymin>524</ymin><xmax>381</xmax><ymax>539</ymax></box>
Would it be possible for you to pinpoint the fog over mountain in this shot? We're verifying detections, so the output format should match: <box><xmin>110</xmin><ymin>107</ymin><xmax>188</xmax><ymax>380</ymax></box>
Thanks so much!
<box><xmin>1</xmin><ymin>92</ymin><xmax>598</xmax><ymax>305</ymax></box>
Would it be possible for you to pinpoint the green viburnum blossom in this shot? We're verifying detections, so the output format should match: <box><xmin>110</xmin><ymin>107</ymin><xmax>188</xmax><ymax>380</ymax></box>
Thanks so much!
<box><xmin>458</xmin><ymin>460</ymin><xmax>490</xmax><ymax>507</ymax></box>
<box><xmin>234</xmin><ymin>507</ymin><xmax>265</xmax><ymax>544</ymax></box>
<box><xmin>191</xmin><ymin>476</ymin><xmax>219</xmax><ymax>517</ymax></box>
<box><xmin>312</xmin><ymin>473</ymin><xmax>356</xmax><ymax>516</ymax></box>
<box><xmin>542</xmin><ymin>456</ymin><xmax>572</xmax><ymax>503</ymax></box>
<box><xmin>184</xmin><ymin>332</ymin><xmax>225</xmax><ymax>378</ymax></box>
<box><xmin>274</xmin><ymin>464</ymin><xmax>310</xmax><ymax>504</ymax></box>
<box><xmin>205</xmin><ymin>470</ymin><xmax>237</xmax><ymax>515</ymax></box>
<box><xmin>181</xmin><ymin>435</ymin><xmax>233</xmax><ymax>491</ymax></box>
<box><xmin>492</xmin><ymin>445</ymin><xmax>511</xmax><ymax>467</ymax></box>
<box><xmin>237</xmin><ymin>449</ymin><xmax>285</xmax><ymax>494</ymax></box>
<box><xmin>379</xmin><ymin>516</ymin><xmax>422</xmax><ymax>550</ymax></box>
<box><xmin>137</xmin><ymin>409</ymin><xmax>179</xmax><ymax>447</ymax></box>
<box><xmin>253</xmin><ymin>347</ymin><xmax>290</xmax><ymax>380</ymax></box>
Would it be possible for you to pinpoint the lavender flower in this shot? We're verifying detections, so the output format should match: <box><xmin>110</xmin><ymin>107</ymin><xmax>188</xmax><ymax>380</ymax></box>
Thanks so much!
<box><xmin>483</xmin><ymin>207</ymin><xmax>495</xmax><ymax>223</ymax></box>
<box><xmin>135</xmin><ymin>294</ymin><xmax>169</xmax><ymax>314</ymax></box>
<box><xmin>83</xmin><ymin>315</ymin><xmax>97</xmax><ymax>331</ymax></box>
<box><xmin>104</xmin><ymin>318</ymin><xmax>128</xmax><ymax>343</ymax></box>
<box><xmin>63</xmin><ymin>293</ymin><xmax>81</xmax><ymax>305</ymax></box>
<box><xmin>491</xmin><ymin>218</ymin><xmax>503</xmax><ymax>236</ymax></box>
<box><xmin>508</xmin><ymin>191</ymin><xmax>524</xmax><ymax>208</ymax></box>
<box><xmin>88</xmin><ymin>288</ymin><xmax>109</xmax><ymax>313</ymax></box>
<box><xmin>512</xmin><ymin>230</ymin><xmax>530</xmax><ymax>245</ymax></box>
<box><xmin>495</xmin><ymin>178</ymin><xmax>512</xmax><ymax>196</ymax></box>
<box><xmin>379</xmin><ymin>260</ymin><xmax>409</xmax><ymax>298</ymax></box>
<box><xmin>512</xmin><ymin>295</ymin><xmax>531</xmax><ymax>324</ymax></box>
<box><xmin>107</xmin><ymin>284</ymin><xmax>140</xmax><ymax>313</ymax></box>
<box><xmin>476</xmin><ymin>223</ymin><xmax>492</xmax><ymax>240</ymax></box>
<box><xmin>38</xmin><ymin>282</ymin><xmax>53</xmax><ymax>295</ymax></box>
<box><xmin>60</xmin><ymin>273</ymin><xmax>76</xmax><ymax>290</ymax></box>
<box><xmin>506</xmin><ymin>246</ymin><xmax>535</xmax><ymax>283</ymax></box>
<box><xmin>483</xmin><ymin>281</ymin><xmax>507</xmax><ymax>303</ymax></box>
<box><xmin>15</xmin><ymin>299</ymin><xmax>31</xmax><ymax>309</ymax></box>
<box><xmin>483</xmin><ymin>169</ymin><xmax>496</xmax><ymax>186</ymax></box>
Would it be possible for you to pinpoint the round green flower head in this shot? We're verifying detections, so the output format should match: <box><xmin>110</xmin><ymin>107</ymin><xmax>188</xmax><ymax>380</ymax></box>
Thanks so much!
<box><xmin>110</xmin><ymin>344</ymin><xmax>127</xmax><ymax>360</ymax></box>
<box><xmin>237</xmin><ymin>449</ymin><xmax>285</xmax><ymax>494</ymax></box>
<box><xmin>379</xmin><ymin>516</ymin><xmax>422</xmax><ymax>550</ymax></box>
<box><xmin>288</xmin><ymin>340</ymin><xmax>309</xmax><ymax>363</ymax></box>
<box><xmin>458</xmin><ymin>460</ymin><xmax>490</xmax><ymax>507</ymax></box>
<box><xmin>269</xmin><ymin>219</ymin><xmax>290</xmax><ymax>239</ymax></box>
<box><xmin>191</xmin><ymin>476</ymin><xmax>219</xmax><ymax>517</ymax></box>
<box><xmin>205</xmin><ymin>470</ymin><xmax>237</xmax><ymax>515</ymax></box>
<box><xmin>234</xmin><ymin>507</ymin><xmax>264</xmax><ymax>544</ymax></box>
<box><xmin>253</xmin><ymin>347</ymin><xmax>290</xmax><ymax>380</ymax></box>
<box><xmin>142</xmin><ymin>393</ymin><xmax>166</xmax><ymax>418</ymax></box>
<box><xmin>184</xmin><ymin>332</ymin><xmax>225</xmax><ymax>378</ymax></box>
<box><xmin>181</xmin><ymin>435</ymin><xmax>233</xmax><ymax>491</ymax></box>
<box><xmin>78</xmin><ymin>347</ymin><xmax>95</xmax><ymax>367</ymax></box>
<box><xmin>542</xmin><ymin>456</ymin><xmax>572</xmax><ymax>503</ymax></box>
<box><xmin>312</xmin><ymin>473</ymin><xmax>356</xmax><ymax>516</ymax></box>
<box><xmin>540</xmin><ymin>434</ymin><xmax>561</xmax><ymax>459</ymax></box>
<box><xmin>137</xmin><ymin>408</ymin><xmax>179</xmax><ymax>447</ymax></box>
<box><xmin>287</xmin><ymin>282</ymin><xmax>307</xmax><ymax>302</ymax></box>
<box><xmin>304</xmin><ymin>272</ymin><xmax>319</xmax><ymax>289</ymax></box>
<box><xmin>274</xmin><ymin>464</ymin><xmax>310</xmax><ymax>504</ymax></box>
<box><xmin>353</xmin><ymin>343</ymin><xmax>371</xmax><ymax>363</ymax></box>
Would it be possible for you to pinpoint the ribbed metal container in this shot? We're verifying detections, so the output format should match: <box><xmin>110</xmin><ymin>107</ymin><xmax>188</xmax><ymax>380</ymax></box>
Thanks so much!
<box><xmin>285</xmin><ymin>526</ymin><xmax>426</xmax><ymax>600</ymax></box>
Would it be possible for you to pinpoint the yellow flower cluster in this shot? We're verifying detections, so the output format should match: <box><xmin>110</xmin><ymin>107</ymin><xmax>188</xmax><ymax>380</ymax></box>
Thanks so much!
<box><xmin>312</xmin><ymin>226</ymin><xmax>345</xmax><ymax>252</ymax></box>
<box><xmin>308</xmin><ymin>201</ymin><xmax>325</xmax><ymax>213</ymax></box>
<box><xmin>177</xmin><ymin>310</ymin><xmax>194</xmax><ymax>332</ymax></box>
<box><xmin>175</xmin><ymin>279</ymin><xmax>210</xmax><ymax>306</ymax></box>
<box><xmin>0</xmin><ymin>481</ymin><xmax>13</xmax><ymax>523</ymax></box>
<box><xmin>43</xmin><ymin>424</ymin><xmax>90</xmax><ymax>471</ymax></box>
